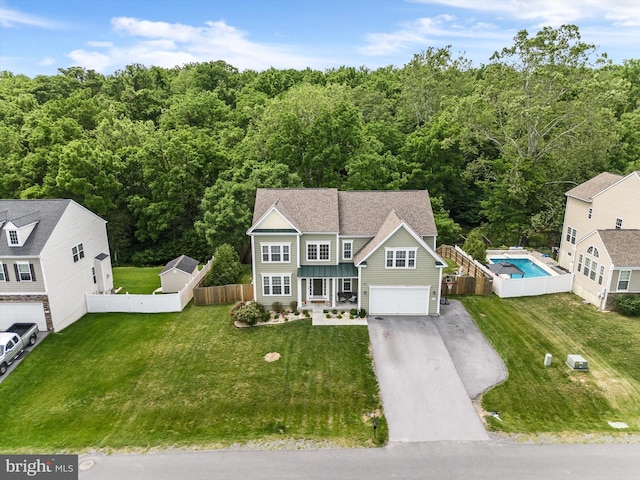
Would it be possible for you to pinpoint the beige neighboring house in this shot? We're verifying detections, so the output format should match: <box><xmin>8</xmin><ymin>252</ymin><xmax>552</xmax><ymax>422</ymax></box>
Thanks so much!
<box><xmin>0</xmin><ymin>199</ymin><xmax>113</xmax><ymax>332</ymax></box>
<box><xmin>558</xmin><ymin>171</ymin><xmax>640</xmax><ymax>309</ymax></box>
<box><xmin>247</xmin><ymin>189</ymin><xmax>446</xmax><ymax>316</ymax></box>
<box><xmin>160</xmin><ymin>255</ymin><xmax>199</xmax><ymax>293</ymax></box>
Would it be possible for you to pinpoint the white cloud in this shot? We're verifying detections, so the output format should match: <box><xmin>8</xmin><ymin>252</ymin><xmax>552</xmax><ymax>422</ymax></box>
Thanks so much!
<box><xmin>87</xmin><ymin>41</ymin><xmax>114</xmax><ymax>48</ymax></box>
<box><xmin>38</xmin><ymin>56</ymin><xmax>55</xmax><ymax>66</ymax></box>
<box><xmin>0</xmin><ymin>6</ymin><xmax>58</xmax><ymax>28</ymax></box>
<box><xmin>411</xmin><ymin>0</ymin><xmax>640</xmax><ymax>27</ymax></box>
<box><xmin>359</xmin><ymin>14</ymin><xmax>505</xmax><ymax>58</ymax></box>
<box><xmin>67</xmin><ymin>17</ymin><xmax>335</xmax><ymax>73</ymax></box>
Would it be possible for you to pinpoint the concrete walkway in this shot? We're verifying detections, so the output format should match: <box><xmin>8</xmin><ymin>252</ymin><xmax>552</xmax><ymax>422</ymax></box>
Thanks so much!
<box><xmin>311</xmin><ymin>306</ymin><xmax>367</xmax><ymax>326</ymax></box>
<box><xmin>368</xmin><ymin>300</ymin><xmax>506</xmax><ymax>442</ymax></box>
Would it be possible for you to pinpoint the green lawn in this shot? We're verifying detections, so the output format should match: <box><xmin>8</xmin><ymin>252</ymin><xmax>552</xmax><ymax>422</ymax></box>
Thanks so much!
<box><xmin>112</xmin><ymin>266</ymin><xmax>163</xmax><ymax>294</ymax></box>
<box><xmin>460</xmin><ymin>293</ymin><xmax>640</xmax><ymax>436</ymax></box>
<box><xmin>0</xmin><ymin>304</ymin><xmax>384</xmax><ymax>453</ymax></box>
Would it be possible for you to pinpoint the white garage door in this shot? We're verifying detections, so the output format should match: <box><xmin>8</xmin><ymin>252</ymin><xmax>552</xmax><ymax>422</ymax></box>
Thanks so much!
<box><xmin>0</xmin><ymin>303</ymin><xmax>46</xmax><ymax>331</ymax></box>
<box><xmin>369</xmin><ymin>286</ymin><xmax>430</xmax><ymax>315</ymax></box>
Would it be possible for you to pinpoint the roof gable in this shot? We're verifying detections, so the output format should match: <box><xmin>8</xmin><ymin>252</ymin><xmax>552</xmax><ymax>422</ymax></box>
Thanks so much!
<box><xmin>597</xmin><ymin>229</ymin><xmax>640</xmax><ymax>267</ymax></box>
<box><xmin>248</xmin><ymin>203</ymin><xmax>299</xmax><ymax>234</ymax></box>
<box><xmin>354</xmin><ymin>210</ymin><xmax>444</xmax><ymax>267</ymax></box>
<box><xmin>252</xmin><ymin>189</ymin><xmax>339</xmax><ymax>233</ymax></box>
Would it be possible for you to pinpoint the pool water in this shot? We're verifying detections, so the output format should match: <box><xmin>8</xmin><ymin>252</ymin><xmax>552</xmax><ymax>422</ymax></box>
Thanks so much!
<box><xmin>489</xmin><ymin>258</ymin><xmax>551</xmax><ymax>278</ymax></box>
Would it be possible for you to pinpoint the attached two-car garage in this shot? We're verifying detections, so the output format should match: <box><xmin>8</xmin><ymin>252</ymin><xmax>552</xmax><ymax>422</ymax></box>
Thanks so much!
<box><xmin>369</xmin><ymin>286</ymin><xmax>431</xmax><ymax>315</ymax></box>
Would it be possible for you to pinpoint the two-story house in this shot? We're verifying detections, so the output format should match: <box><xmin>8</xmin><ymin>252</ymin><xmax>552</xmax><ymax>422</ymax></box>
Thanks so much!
<box><xmin>247</xmin><ymin>189</ymin><xmax>446</xmax><ymax>316</ymax></box>
<box><xmin>558</xmin><ymin>171</ymin><xmax>640</xmax><ymax>309</ymax></box>
<box><xmin>0</xmin><ymin>199</ymin><xmax>113</xmax><ymax>332</ymax></box>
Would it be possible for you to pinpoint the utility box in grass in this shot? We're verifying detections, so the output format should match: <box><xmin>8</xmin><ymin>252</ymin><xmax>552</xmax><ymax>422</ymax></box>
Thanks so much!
<box><xmin>566</xmin><ymin>354</ymin><xmax>588</xmax><ymax>371</ymax></box>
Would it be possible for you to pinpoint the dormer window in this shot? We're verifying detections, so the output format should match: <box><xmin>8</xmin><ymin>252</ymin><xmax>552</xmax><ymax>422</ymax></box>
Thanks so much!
<box><xmin>8</xmin><ymin>230</ymin><xmax>19</xmax><ymax>245</ymax></box>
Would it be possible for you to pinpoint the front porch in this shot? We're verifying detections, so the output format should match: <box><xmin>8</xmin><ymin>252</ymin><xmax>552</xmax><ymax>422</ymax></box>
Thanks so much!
<box><xmin>297</xmin><ymin>263</ymin><xmax>359</xmax><ymax>309</ymax></box>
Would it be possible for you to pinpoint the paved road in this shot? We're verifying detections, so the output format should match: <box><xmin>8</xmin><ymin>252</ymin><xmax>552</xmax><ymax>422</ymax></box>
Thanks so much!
<box><xmin>78</xmin><ymin>443</ymin><xmax>640</xmax><ymax>480</ymax></box>
<box><xmin>368</xmin><ymin>305</ymin><xmax>504</xmax><ymax>441</ymax></box>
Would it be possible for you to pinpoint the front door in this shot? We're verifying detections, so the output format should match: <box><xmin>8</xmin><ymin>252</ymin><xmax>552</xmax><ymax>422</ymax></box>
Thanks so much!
<box><xmin>309</xmin><ymin>278</ymin><xmax>327</xmax><ymax>300</ymax></box>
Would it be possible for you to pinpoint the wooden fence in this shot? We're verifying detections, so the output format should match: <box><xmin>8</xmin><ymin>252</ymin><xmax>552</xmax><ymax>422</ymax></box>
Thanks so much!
<box><xmin>193</xmin><ymin>283</ymin><xmax>254</xmax><ymax>306</ymax></box>
<box><xmin>437</xmin><ymin>245</ymin><xmax>493</xmax><ymax>296</ymax></box>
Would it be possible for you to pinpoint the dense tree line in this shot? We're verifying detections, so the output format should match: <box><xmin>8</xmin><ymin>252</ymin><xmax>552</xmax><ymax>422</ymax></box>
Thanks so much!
<box><xmin>1</xmin><ymin>26</ymin><xmax>638</xmax><ymax>264</ymax></box>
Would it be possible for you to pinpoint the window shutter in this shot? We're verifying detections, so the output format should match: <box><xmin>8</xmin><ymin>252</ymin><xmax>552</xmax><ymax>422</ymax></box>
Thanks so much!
<box><xmin>14</xmin><ymin>264</ymin><xmax>20</xmax><ymax>282</ymax></box>
<box><xmin>30</xmin><ymin>264</ymin><xmax>36</xmax><ymax>282</ymax></box>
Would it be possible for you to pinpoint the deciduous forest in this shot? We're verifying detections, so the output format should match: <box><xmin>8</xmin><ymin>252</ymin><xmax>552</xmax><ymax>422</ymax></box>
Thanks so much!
<box><xmin>1</xmin><ymin>26</ymin><xmax>638</xmax><ymax>264</ymax></box>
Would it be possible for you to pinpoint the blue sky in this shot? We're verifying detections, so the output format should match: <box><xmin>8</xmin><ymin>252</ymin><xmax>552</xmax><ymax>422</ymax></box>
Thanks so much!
<box><xmin>1</xmin><ymin>0</ymin><xmax>639</xmax><ymax>77</ymax></box>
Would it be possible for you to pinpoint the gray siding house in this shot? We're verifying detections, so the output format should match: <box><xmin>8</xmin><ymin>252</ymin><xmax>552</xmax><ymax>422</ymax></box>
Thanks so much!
<box><xmin>558</xmin><ymin>171</ymin><xmax>640</xmax><ymax>309</ymax></box>
<box><xmin>0</xmin><ymin>199</ymin><xmax>113</xmax><ymax>331</ymax></box>
<box><xmin>247</xmin><ymin>189</ymin><xmax>446</xmax><ymax>316</ymax></box>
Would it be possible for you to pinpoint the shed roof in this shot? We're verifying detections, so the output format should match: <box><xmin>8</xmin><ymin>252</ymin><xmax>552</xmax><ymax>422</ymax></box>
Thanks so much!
<box><xmin>598</xmin><ymin>230</ymin><xmax>640</xmax><ymax>267</ymax></box>
<box><xmin>160</xmin><ymin>254</ymin><xmax>199</xmax><ymax>275</ymax></box>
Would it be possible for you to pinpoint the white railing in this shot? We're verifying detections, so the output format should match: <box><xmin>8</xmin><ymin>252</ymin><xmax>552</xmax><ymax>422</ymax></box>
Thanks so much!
<box><xmin>86</xmin><ymin>258</ymin><xmax>213</xmax><ymax>313</ymax></box>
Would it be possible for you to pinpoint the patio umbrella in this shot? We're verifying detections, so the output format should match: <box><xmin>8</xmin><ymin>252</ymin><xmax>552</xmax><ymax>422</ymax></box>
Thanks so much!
<box><xmin>488</xmin><ymin>262</ymin><xmax>525</xmax><ymax>278</ymax></box>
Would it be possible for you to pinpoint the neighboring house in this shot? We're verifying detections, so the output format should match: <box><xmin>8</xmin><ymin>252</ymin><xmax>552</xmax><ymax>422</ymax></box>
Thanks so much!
<box><xmin>247</xmin><ymin>189</ymin><xmax>446</xmax><ymax>316</ymax></box>
<box><xmin>0</xmin><ymin>199</ymin><xmax>113</xmax><ymax>332</ymax></box>
<box><xmin>160</xmin><ymin>254</ymin><xmax>199</xmax><ymax>293</ymax></box>
<box><xmin>558</xmin><ymin>171</ymin><xmax>640</xmax><ymax>309</ymax></box>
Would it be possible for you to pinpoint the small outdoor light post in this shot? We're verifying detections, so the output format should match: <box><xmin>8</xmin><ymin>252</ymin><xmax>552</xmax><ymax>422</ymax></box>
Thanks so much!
<box><xmin>373</xmin><ymin>416</ymin><xmax>377</xmax><ymax>438</ymax></box>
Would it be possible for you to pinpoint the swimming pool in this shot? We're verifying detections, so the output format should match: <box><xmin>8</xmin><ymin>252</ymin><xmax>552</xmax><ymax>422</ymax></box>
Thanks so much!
<box><xmin>489</xmin><ymin>257</ymin><xmax>551</xmax><ymax>278</ymax></box>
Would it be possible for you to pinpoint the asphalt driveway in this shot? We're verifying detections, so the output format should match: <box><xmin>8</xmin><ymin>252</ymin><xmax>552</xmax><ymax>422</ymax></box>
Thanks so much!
<box><xmin>368</xmin><ymin>300</ymin><xmax>506</xmax><ymax>442</ymax></box>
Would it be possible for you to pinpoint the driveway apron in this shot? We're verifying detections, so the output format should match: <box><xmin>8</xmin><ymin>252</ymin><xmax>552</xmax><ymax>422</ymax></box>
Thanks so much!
<box><xmin>368</xmin><ymin>314</ymin><xmax>490</xmax><ymax>442</ymax></box>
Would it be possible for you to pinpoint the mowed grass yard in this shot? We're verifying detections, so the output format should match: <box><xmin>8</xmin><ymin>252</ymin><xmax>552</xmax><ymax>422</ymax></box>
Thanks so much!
<box><xmin>112</xmin><ymin>266</ymin><xmax>163</xmax><ymax>294</ymax></box>
<box><xmin>461</xmin><ymin>293</ymin><xmax>640</xmax><ymax>436</ymax></box>
<box><xmin>0</xmin><ymin>304</ymin><xmax>384</xmax><ymax>453</ymax></box>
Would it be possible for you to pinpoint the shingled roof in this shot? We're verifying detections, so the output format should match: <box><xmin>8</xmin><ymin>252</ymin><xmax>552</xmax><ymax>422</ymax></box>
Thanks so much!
<box><xmin>0</xmin><ymin>199</ymin><xmax>72</xmax><ymax>256</ymax></box>
<box><xmin>598</xmin><ymin>230</ymin><xmax>640</xmax><ymax>267</ymax></box>
<box><xmin>252</xmin><ymin>189</ymin><xmax>339</xmax><ymax>233</ymax></box>
<box><xmin>566</xmin><ymin>172</ymin><xmax>623</xmax><ymax>202</ymax></box>
<box><xmin>250</xmin><ymin>188</ymin><xmax>437</xmax><ymax>237</ymax></box>
<box><xmin>160</xmin><ymin>254</ymin><xmax>199</xmax><ymax>275</ymax></box>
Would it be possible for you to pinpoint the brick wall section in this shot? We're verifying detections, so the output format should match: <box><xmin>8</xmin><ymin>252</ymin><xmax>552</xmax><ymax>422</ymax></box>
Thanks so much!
<box><xmin>0</xmin><ymin>295</ymin><xmax>52</xmax><ymax>331</ymax></box>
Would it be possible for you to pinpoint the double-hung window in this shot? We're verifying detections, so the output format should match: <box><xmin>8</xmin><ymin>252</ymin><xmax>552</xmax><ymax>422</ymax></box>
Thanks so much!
<box><xmin>385</xmin><ymin>248</ymin><xmax>417</xmax><ymax>269</ymax></box>
<box><xmin>342</xmin><ymin>241</ymin><xmax>353</xmax><ymax>261</ymax></box>
<box><xmin>262</xmin><ymin>275</ymin><xmax>291</xmax><ymax>296</ymax></box>
<box><xmin>566</xmin><ymin>226</ymin><xmax>577</xmax><ymax>244</ymax></box>
<box><xmin>15</xmin><ymin>262</ymin><xmax>34</xmax><ymax>281</ymax></box>
<box><xmin>261</xmin><ymin>243</ymin><xmax>290</xmax><ymax>263</ymax></box>
<box><xmin>617</xmin><ymin>270</ymin><xmax>631</xmax><ymax>291</ymax></box>
<box><xmin>307</xmin><ymin>242</ymin><xmax>330</xmax><ymax>261</ymax></box>
<box><xmin>616</xmin><ymin>218</ymin><xmax>623</xmax><ymax>229</ymax></box>
<box><xmin>0</xmin><ymin>262</ymin><xmax>7</xmax><ymax>281</ymax></box>
<box><xmin>72</xmin><ymin>243</ymin><xmax>85</xmax><ymax>262</ymax></box>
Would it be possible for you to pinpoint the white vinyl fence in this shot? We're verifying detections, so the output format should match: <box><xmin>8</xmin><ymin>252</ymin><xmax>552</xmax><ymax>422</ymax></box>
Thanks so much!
<box><xmin>492</xmin><ymin>273</ymin><xmax>574</xmax><ymax>298</ymax></box>
<box><xmin>86</xmin><ymin>258</ymin><xmax>212</xmax><ymax>313</ymax></box>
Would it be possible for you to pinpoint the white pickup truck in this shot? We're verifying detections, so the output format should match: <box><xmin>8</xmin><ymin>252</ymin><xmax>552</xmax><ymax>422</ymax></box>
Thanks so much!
<box><xmin>0</xmin><ymin>323</ymin><xmax>39</xmax><ymax>376</ymax></box>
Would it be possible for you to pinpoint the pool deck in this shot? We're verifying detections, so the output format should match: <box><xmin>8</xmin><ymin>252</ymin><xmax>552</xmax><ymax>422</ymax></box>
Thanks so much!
<box><xmin>487</xmin><ymin>249</ymin><xmax>567</xmax><ymax>276</ymax></box>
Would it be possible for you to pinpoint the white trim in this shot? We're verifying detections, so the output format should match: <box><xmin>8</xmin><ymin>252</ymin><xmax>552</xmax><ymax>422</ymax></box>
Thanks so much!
<box><xmin>247</xmin><ymin>205</ymin><xmax>300</xmax><ymax>234</ymax></box>
<box><xmin>341</xmin><ymin>240</ymin><xmax>354</xmax><ymax>261</ymax></box>
<box><xmin>261</xmin><ymin>273</ymin><xmax>292</xmax><ymax>297</ymax></box>
<box><xmin>355</xmin><ymin>221</ymin><xmax>446</xmax><ymax>268</ymax></box>
<box><xmin>259</xmin><ymin>242</ymin><xmax>291</xmax><ymax>263</ymax></box>
<box><xmin>306</xmin><ymin>241</ymin><xmax>331</xmax><ymax>262</ymax></box>
<box><xmin>385</xmin><ymin>247</ymin><xmax>418</xmax><ymax>269</ymax></box>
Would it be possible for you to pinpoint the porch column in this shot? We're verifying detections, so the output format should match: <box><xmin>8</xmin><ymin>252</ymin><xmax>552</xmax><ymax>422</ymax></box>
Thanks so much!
<box><xmin>297</xmin><ymin>277</ymin><xmax>303</xmax><ymax>309</ymax></box>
